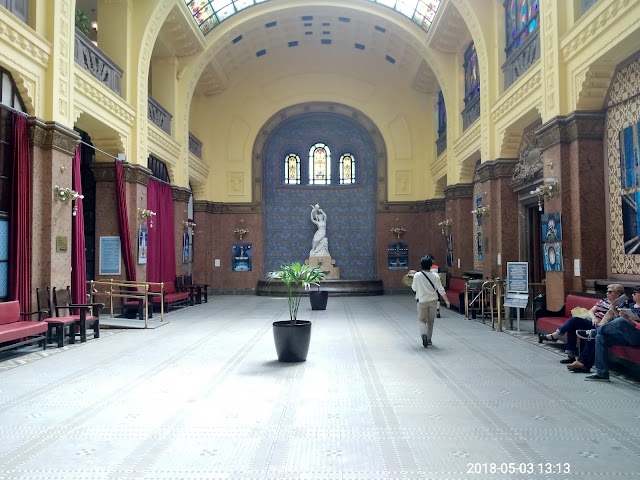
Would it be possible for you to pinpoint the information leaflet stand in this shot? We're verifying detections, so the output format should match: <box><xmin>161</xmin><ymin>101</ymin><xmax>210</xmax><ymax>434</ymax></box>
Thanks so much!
<box><xmin>504</xmin><ymin>262</ymin><xmax>529</xmax><ymax>331</ymax></box>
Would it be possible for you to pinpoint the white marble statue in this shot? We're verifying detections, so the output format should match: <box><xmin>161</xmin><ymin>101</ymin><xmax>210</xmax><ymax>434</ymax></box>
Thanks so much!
<box><xmin>310</xmin><ymin>203</ymin><xmax>330</xmax><ymax>256</ymax></box>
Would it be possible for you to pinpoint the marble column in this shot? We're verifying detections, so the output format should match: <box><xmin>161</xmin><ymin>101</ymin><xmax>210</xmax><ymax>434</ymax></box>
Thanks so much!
<box><xmin>476</xmin><ymin>159</ymin><xmax>519</xmax><ymax>279</ymax></box>
<box><xmin>535</xmin><ymin>112</ymin><xmax>606</xmax><ymax>309</ymax></box>
<box><xmin>29</xmin><ymin>119</ymin><xmax>78</xmax><ymax>311</ymax></box>
<box><xmin>444</xmin><ymin>184</ymin><xmax>475</xmax><ymax>278</ymax></box>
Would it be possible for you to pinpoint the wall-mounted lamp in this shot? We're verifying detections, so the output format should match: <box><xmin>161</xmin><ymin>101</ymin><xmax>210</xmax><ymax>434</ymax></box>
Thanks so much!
<box><xmin>234</xmin><ymin>228</ymin><xmax>249</xmax><ymax>240</ymax></box>
<box><xmin>183</xmin><ymin>220</ymin><xmax>196</xmax><ymax>230</ymax></box>
<box><xmin>471</xmin><ymin>206</ymin><xmax>490</xmax><ymax>217</ymax></box>
<box><xmin>530</xmin><ymin>181</ymin><xmax>559</xmax><ymax>211</ymax></box>
<box><xmin>54</xmin><ymin>185</ymin><xmax>84</xmax><ymax>216</ymax></box>
<box><xmin>437</xmin><ymin>219</ymin><xmax>453</xmax><ymax>234</ymax></box>
<box><xmin>91</xmin><ymin>20</ymin><xmax>98</xmax><ymax>32</ymax></box>
<box><xmin>137</xmin><ymin>208</ymin><xmax>157</xmax><ymax>228</ymax></box>
<box><xmin>390</xmin><ymin>227</ymin><xmax>406</xmax><ymax>239</ymax></box>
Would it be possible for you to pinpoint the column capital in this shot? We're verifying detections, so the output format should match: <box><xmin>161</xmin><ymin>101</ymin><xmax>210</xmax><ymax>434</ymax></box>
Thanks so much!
<box><xmin>92</xmin><ymin>161</ymin><xmax>152</xmax><ymax>185</ymax></box>
<box><xmin>172</xmin><ymin>186</ymin><xmax>191</xmax><ymax>203</ymax></box>
<box><xmin>27</xmin><ymin>118</ymin><xmax>79</xmax><ymax>156</ymax></box>
<box><xmin>535</xmin><ymin>111</ymin><xmax>606</xmax><ymax>151</ymax></box>
<box><xmin>444</xmin><ymin>183</ymin><xmax>474</xmax><ymax>200</ymax></box>
<box><xmin>476</xmin><ymin>159</ymin><xmax>518</xmax><ymax>183</ymax></box>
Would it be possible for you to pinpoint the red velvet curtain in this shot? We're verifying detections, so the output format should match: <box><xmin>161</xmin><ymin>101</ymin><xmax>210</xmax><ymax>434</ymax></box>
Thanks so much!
<box><xmin>9</xmin><ymin>114</ymin><xmax>31</xmax><ymax>310</ymax></box>
<box><xmin>146</xmin><ymin>178</ymin><xmax>176</xmax><ymax>284</ymax></box>
<box><xmin>71</xmin><ymin>145</ymin><xmax>86</xmax><ymax>305</ymax></box>
<box><xmin>115</xmin><ymin>161</ymin><xmax>136</xmax><ymax>281</ymax></box>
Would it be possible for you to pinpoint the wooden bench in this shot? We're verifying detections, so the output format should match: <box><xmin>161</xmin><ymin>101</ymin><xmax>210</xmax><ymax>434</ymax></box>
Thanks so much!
<box><xmin>535</xmin><ymin>292</ymin><xmax>640</xmax><ymax>368</ymax></box>
<box><xmin>149</xmin><ymin>282</ymin><xmax>191</xmax><ymax>312</ymax></box>
<box><xmin>0</xmin><ymin>301</ymin><xmax>48</xmax><ymax>353</ymax></box>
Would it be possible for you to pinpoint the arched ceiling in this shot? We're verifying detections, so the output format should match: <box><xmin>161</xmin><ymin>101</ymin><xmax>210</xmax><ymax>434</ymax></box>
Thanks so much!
<box><xmin>151</xmin><ymin>1</ymin><xmax>471</xmax><ymax>99</ymax></box>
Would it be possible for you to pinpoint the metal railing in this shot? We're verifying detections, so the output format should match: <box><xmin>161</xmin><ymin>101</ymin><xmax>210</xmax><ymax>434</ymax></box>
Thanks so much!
<box><xmin>74</xmin><ymin>28</ymin><xmax>123</xmax><ymax>96</ymax></box>
<box><xmin>87</xmin><ymin>279</ymin><xmax>166</xmax><ymax>327</ymax></box>
<box><xmin>148</xmin><ymin>96</ymin><xmax>172</xmax><ymax>135</ymax></box>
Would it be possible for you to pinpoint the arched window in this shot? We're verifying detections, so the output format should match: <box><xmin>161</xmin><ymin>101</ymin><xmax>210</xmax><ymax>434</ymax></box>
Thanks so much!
<box><xmin>437</xmin><ymin>90</ymin><xmax>447</xmax><ymax>137</ymax></box>
<box><xmin>505</xmin><ymin>0</ymin><xmax>540</xmax><ymax>58</ymax></box>
<box><xmin>463</xmin><ymin>41</ymin><xmax>480</xmax><ymax>105</ymax></box>
<box><xmin>339</xmin><ymin>153</ymin><xmax>356</xmax><ymax>184</ymax></box>
<box><xmin>284</xmin><ymin>153</ymin><xmax>301</xmax><ymax>185</ymax></box>
<box><xmin>308</xmin><ymin>143</ymin><xmax>331</xmax><ymax>185</ymax></box>
<box><xmin>0</xmin><ymin>68</ymin><xmax>26</xmax><ymax>300</ymax></box>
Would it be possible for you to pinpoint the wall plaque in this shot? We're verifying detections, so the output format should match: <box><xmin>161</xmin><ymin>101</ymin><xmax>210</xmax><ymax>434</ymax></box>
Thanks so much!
<box><xmin>56</xmin><ymin>236</ymin><xmax>68</xmax><ymax>252</ymax></box>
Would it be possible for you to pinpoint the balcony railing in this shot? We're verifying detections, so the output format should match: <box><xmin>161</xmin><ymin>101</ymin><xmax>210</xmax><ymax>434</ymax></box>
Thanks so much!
<box><xmin>148</xmin><ymin>96</ymin><xmax>172</xmax><ymax>135</ymax></box>
<box><xmin>189</xmin><ymin>132</ymin><xmax>203</xmax><ymax>159</ymax></box>
<box><xmin>74</xmin><ymin>28</ymin><xmax>123</xmax><ymax>96</ymax></box>
<box><xmin>436</xmin><ymin>133</ymin><xmax>447</xmax><ymax>157</ymax></box>
<box><xmin>461</xmin><ymin>94</ymin><xmax>480</xmax><ymax>131</ymax></box>
<box><xmin>502</xmin><ymin>28</ymin><xmax>540</xmax><ymax>90</ymax></box>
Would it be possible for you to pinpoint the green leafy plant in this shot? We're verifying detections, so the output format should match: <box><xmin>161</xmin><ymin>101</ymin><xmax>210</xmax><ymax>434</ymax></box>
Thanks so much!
<box><xmin>75</xmin><ymin>9</ymin><xmax>91</xmax><ymax>37</ymax></box>
<box><xmin>266</xmin><ymin>262</ymin><xmax>326</xmax><ymax>324</ymax></box>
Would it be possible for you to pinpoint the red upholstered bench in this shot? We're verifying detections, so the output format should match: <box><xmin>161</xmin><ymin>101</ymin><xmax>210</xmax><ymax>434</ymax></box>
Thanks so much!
<box><xmin>535</xmin><ymin>292</ymin><xmax>640</xmax><ymax>368</ymax></box>
<box><xmin>534</xmin><ymin>293</ymin><xmax>599</xmax><ymax>337</ymax></box>
<box><xmin>149</xmin><ymin>283</ymin><xmax>191</xmax><ymax>312</ymax></box>
<box><xmin>446</xmin><ymin>277</ymin><xmax>467</xmax><ymax>311</ymax></box>
<box><xmin>0</xmin><ymin>300</ymin><xmax>48</xmax><ymax>353</ymax></box>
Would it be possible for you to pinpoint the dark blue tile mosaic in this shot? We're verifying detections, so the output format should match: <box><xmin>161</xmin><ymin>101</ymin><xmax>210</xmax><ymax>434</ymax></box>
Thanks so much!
<box><xmin>263</xmin><ymin>112</ymin><xmax>377</xmax><ymax>279</ymax></box>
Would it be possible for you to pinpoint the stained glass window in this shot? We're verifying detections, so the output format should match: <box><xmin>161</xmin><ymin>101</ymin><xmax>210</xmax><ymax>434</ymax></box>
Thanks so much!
<box><xmin>309</xmin><ymin>143</ymin><xmax>331</xmax><ymax>185</ymax></box>
<box><xmin>284</xmin><ymin>153</ymin><xmax>300</xmax><ymax>185</ymax></box>
<box><xmin>437</xmin><ymin>90</ymin><xmax>447</xmax><ymax>137</ymax></box>
<box><xmin>184</xmin><ymin>0</ymin><xmax>442</xmax><ymax>35</ymax></box>
<box><xmin>339</xmin><ymin>153</ymin><xmax>356</xmax><ymax>184</ymax></box>
<box><xmin>463</xmin><ymin>41</ymin><xmax>480</xmax><ymax>105</ymax></box>
<box><xmin>504</xmin><ymin>0</ymin><xmax>540</xmax><ymax>58</ymax></box>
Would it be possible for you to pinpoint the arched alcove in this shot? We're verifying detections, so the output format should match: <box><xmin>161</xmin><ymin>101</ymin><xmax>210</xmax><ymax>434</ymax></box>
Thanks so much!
<box><xmin>255</xmin><ymin>103</ymin><xmax>386</xmax><ymax>279</ymax></box>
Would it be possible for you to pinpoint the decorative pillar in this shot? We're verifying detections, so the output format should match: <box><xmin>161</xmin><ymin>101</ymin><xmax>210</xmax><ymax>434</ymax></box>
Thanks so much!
<box><xmin>535</xmin><ymin>111</ymin><xmax>606</xmax><ymax>309</ymax></box>
<box><xmin>92</xmin><ymin>162</ymin><xmax>151</xmax><ymax>282</ymax></box>
<box><xmin>29</xmin><ymin>119</ymin><xmax>79</xmax><ymax>309</ymax></box>
<box><xmin>476</xmin><ymin>159</ymin><xmax>519</xmax><ymax>279</ymax></box>
<box><xmin>444</xmin><ymin>184</ymin><xmax>475</xmax><ymax>277</ymax></box>
<box><xmin>173</xmin><ymin>187</ymin><xmax>191</xmax><ymax>276</ymax></box>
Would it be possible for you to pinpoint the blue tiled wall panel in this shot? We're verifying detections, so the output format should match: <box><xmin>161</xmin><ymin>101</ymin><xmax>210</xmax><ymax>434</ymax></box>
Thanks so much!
<box><xmin>263</xmin><ymin>112</ymin><xmax>377</xmax><ymax>279</ymax></box>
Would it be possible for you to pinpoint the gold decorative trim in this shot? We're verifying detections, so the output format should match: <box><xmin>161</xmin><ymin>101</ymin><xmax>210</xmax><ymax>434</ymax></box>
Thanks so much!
<box><xmin>74</xmin><ymin>69</ymin><xmax>135</xmax><ymax>125</ymax></box>
<box><xmin>561</xmin><ymin>0</ymin><xmax>635</xmax><ymax>63</ymax></box>
<box><xmin>491</xmin><ymin>67</ymin><xmax>542</xmax><ymax>123</ymax></box>
<box><xmin>27</xmin><ymin>118</ymin><xmax>79</xmax><ymax>155</ymax></box>
<box><xmin>0</xmin><ymin>14</ymin><xmax>51</xmax><ymax>68</ymax></box>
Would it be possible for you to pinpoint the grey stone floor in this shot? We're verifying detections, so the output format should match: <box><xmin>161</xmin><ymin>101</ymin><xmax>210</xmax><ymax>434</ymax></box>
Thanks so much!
<box><xmin>0</xmin><ymin>295</ymin><xmax>639</xmax><ymax>480</ymax></box>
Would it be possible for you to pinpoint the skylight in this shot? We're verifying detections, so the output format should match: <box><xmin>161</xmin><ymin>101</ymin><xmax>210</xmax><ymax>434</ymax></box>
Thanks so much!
<box><xmin>184</xmin><ymin>0</ymin><xmax>442</xmax><ymax>36</ymax></box>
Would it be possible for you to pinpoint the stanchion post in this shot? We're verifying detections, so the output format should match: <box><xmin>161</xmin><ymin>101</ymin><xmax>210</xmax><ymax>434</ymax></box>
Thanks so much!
<box><xmin>160</xmin><ymin>282</ymin><xmax>165</xmax><ymax>322</ymax></box>
<box><xmin>464</xmin><ymin>281</ymin><xmax>470</xmax><ymax>319</ymax></box>
<box><xmin>109</xmin><ymin>279</ymin><xmax>114</xmax><ymax>318</ymax></box>
<box><xmin>144</xmin><ymin>284</ymin><xmax>149</xmax><ymax>329</ymax></box>
<box><xmin>494</xmin><ymin>278</ymin><xmax>504</xmax><ymax>332</ymax></box>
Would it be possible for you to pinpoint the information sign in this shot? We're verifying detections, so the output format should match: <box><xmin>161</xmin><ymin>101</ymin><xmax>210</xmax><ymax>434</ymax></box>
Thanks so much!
<box><xmin>99</xmin><ymin>236</ymin><xmax>121</xmax><ymax>275</ymax></box>
<box><xmin>507</xmin><ymin>262</ymin><xmax>529</xmax><ymax>293</ymax></box>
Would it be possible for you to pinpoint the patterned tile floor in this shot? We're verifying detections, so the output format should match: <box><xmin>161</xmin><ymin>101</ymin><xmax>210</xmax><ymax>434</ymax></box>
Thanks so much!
<box><xmin>0</xmin><ymin>295</ymin><xmax>639</xmax><ymax>480</ymax></box>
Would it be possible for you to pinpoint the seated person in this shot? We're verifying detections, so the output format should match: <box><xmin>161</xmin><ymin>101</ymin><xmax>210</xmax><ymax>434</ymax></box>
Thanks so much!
<box><xmin>577</xmin><ymin>286</ymin><xmax>640</xmax><ymax>382</ymax></box>
<box><xmin>538</xmin><ymin>284</ymin><xmax>625</xmax><ymax>366</ymax></box>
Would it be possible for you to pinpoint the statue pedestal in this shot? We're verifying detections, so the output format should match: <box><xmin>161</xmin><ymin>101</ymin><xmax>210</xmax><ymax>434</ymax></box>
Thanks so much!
<box><xmin>307</xmin><ymin>255</ymin><xmax>340</xmax><ymax>280</ymax></box>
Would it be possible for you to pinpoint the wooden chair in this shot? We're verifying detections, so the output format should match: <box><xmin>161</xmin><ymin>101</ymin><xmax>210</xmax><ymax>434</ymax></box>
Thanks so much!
<box><xmin>52</xmin><ymin>286</ymin><xmax>103</xmax><ymax>342</ymax></box>
<box><xmin>36</xmin><ymin>287</ymin><xmax>80</xmax><ymax>348</ymax></box>
<box><xmin>183</xmin><ymin>274</ymin><xmax>208</xmax><ymax>304</ymax></box>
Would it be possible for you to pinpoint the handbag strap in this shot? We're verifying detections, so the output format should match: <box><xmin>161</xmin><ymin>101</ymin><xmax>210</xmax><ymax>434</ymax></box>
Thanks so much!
<box><xmin>421</xmin><ymin>271</ymin><xmax>438</xmax><ymax>294</ymax></box>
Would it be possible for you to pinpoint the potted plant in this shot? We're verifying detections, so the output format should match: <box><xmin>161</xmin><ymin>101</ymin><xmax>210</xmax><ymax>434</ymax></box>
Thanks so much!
<box><xmin>266</xmin><ymin>262</ymin><xmax>326</xmax><ymax>362</ymax></box>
